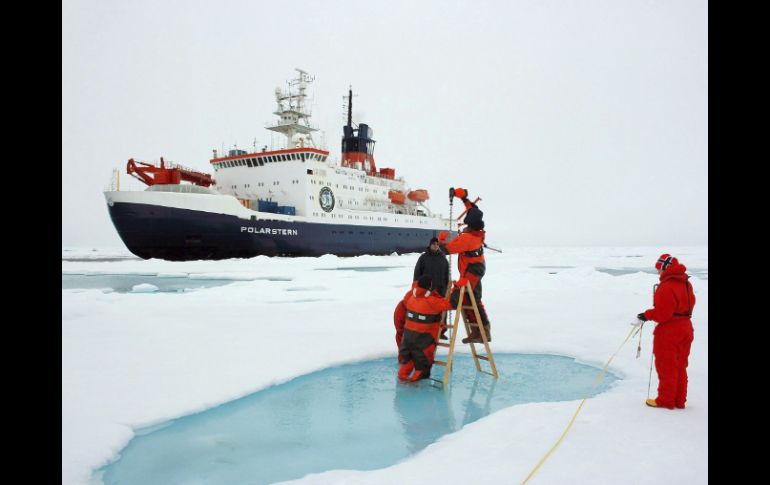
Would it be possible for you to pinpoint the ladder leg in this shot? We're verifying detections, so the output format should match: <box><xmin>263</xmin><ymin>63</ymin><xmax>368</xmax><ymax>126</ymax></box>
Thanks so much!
<box><xmin>457</xmin><ymin>286</ymin><xmax>482</xmax><ymax>372</ymax></box>
<box><xmin>466</xmin><ymin>282</ymin><xmax>498</xmax><ymax>378</ymax></box>
<box><xmin>441</xmin><ymin>286</ymin><xmax>464</xmax><ymax>387</ymax></box>
<box><xmin>439</xmin><ymin>286</ymin><xmax>453</xmax><ymax>340</ymax></box>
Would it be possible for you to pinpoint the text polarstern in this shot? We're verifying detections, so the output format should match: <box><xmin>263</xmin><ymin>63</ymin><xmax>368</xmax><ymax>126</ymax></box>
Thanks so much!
<box><xmin>241</xmin><ymin>226</ymin><xmax>299</xmax><ymax>236</ymax></box>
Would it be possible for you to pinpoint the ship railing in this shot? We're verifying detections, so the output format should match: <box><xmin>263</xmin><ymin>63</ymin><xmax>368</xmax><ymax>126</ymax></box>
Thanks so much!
<box><xmin>104</xmin><ymin>168</ymin><xmax>120</xmax><ymax>192</ymax></box>
<box><xmin>165</xmin><ymin>161</ymin><xmax>210</xmax><ymax>177</ymax></box>
<box><xmin>264</xmin><ymin>120</ymin><xmax>319</xmax><ymax>131</ymax></box>
<box><xmin>368</xmin><ymin>172</ymin><xmax>404</xmax><ymax>182</ymax></box>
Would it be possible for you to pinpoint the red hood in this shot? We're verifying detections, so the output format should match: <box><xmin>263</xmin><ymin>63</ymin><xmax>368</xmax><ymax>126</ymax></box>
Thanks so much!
<box><xmin>659</xmin><ymin>262</ymin><xmax>688</xmax><ymax>282</ymax></box>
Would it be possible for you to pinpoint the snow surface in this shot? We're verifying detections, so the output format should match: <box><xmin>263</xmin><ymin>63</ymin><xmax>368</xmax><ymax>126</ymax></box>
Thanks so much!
<box><xmin>62</xmin><ymin>246</ymin><xmax>708</xmax><ymax>485</ymax></box>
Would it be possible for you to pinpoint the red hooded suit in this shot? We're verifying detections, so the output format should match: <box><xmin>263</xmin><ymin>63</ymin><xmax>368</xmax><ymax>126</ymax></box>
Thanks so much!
<box><xmin>641</xmin><ymin>254</ymin><xmax>696</xmax><ymax>409</ymax></box>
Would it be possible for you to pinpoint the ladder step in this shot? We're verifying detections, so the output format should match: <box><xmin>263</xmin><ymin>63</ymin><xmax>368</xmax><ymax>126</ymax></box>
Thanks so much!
<box><xmin>461</xmin><ymin>306</ymin><xmax>476</xmax><ymax>309</ymax></box>
<box><xmin>437</xmin><ymin>342</ymin><xmax>450</xmax><ymax>348</ymax></box>
<box><xmin>440</xmin><ymin>324</ymin><xmax>457</xmax><ymax>329</ymax></box>
<box><xmin>434</xmin><ymin>360</ymin><xmax>447</xmax><ymax>366</ymax></box>
<box><xmin>476</xmin><ymin>355</ymin><xmax>490</xmax><ymax>361</ymax></box>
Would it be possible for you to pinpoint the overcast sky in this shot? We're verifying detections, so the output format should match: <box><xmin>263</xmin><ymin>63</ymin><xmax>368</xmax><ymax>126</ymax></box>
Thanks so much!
<box><xmin>62</xmin><ymin>0</ymin><xmax>707</xmax><ymax>248</ymax></box>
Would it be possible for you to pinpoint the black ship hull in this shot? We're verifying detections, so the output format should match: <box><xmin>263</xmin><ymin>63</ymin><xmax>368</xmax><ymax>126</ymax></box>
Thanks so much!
<box><xmin>108</xmin><ymin>202</ymin><xmax>443</xmax><ymax>260</ymax></box>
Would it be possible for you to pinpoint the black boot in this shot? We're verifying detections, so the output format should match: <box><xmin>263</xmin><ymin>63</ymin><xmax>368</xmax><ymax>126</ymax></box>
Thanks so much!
<box><xmin>463</xmin><ymin>325</ymin><xmax>491</xmax><ymax>343</ymax></box>
<box><xmin>462</xmin><ymin>327</ymin><xmax>482</xmax><ymax>344</ymax></box>
<box><xmin>481</xmin><ymin>324</ymin><xmax>491</xmax><ymax>342</ymax></box>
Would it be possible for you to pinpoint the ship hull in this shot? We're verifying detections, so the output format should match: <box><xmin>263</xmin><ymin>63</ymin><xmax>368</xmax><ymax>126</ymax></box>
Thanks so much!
<box><xmin>108</xmin><ymin>201</ymin><xmax>443</xmax><ymax>260</ymax></box>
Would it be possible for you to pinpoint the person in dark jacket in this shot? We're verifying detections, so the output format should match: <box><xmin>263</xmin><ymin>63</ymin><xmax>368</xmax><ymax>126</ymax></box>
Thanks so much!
<box><xmin>413</xmin><ymin>237</ymin><xmax>450</xmax><ymax>339</ymax></box>
<box><xmin>636</xmin><ymin>253</ymin><xmax>696</xmax><ymax>410</ymax></box>
<box><xmin>413</xmin><ymin>237</ymin><xmax>450</xmax><ymax>297</ymax></box>
<box><xmin>397</xmin><ymin>275</ymin><xmax>452</xmax><ymax>382</ymax></box>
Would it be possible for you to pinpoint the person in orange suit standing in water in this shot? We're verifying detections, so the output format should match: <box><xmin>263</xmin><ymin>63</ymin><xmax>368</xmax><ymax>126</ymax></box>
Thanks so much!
<box><xmin>637</xmin><ymin>253</ymin><xmax>696</xmax><ymax>409</ymax></box>
<box><xmin>397</xmin><ymin>275</ymin><xmax>452</xmax><ymax>381</ymax></box>
<box><xmin>438</xmin><ymin>187</ymin><xmax>491</xmax><ymax>344</ymax></box>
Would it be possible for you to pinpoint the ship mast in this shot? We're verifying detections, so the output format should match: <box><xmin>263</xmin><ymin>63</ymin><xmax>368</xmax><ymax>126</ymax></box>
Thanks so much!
<box><xmin>265</xmin><ymin>68</ymin><xmax>318</xmax><ymax>148</ymax></box>
<box><xmin>347</xmin><ymin>87</ymin><xmax>353</xmax><ymax>128</ymax></box>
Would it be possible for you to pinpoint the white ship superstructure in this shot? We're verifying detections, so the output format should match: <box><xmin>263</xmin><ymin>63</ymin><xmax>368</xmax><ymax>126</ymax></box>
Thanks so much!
<box><xmin>105</xmin><ymin>69</ymin><xmax>451</xmax><ymax>260</ymax></box>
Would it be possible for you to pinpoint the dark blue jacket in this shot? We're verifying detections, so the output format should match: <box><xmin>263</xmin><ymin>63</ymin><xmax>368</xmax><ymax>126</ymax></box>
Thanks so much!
<box><xmin>413</xmin><ymin>247</ymin><xmax>449</xmax><ymax>296</ymax></box>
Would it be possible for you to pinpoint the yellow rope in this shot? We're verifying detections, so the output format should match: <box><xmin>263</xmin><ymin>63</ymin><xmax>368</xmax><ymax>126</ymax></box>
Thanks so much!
<box><xmin>520</xmin><ymin>325</ymin><xmax>638</xmax><ymax>484</ymax></box>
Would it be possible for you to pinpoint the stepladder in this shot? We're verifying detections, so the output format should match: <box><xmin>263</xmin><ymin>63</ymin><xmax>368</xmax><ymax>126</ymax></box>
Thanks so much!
<box><xmin>432</xmin><ymin>281</ymin><xmax>498</xmax><ymax>387</ymax></box>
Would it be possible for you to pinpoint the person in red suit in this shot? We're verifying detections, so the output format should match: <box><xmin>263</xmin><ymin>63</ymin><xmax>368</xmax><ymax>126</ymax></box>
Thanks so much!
<box><xmin>637</xmin><ymin>253</ymin><xmax>696</xmax><ymax>409</ymax></box>
<box><xmin>397</xmin><ymin>275</ymin><xmax>452</xmax><ymax>381</ymax></box>
<box><xmin>438</xmin><ymin>187</ymin><xmax>491</xmax><ymax>343</ymax></box>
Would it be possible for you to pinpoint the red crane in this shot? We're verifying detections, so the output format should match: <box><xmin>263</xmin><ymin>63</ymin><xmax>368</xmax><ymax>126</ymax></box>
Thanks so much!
<box><xmin>126</xmin><ymin>157</ymin><xmax>214</xmax><ymax>187</ymax></box>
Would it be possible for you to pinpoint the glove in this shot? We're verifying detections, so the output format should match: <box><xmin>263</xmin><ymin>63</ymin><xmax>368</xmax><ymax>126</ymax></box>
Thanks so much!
<box><xmin>438</xmin><ymin>232</ymin><xmax>449</xmax><ymax>242</ymax></box>
<box><xmin>454</xmin><ymin>187</ymin><xmax>467</xmax><ymax>199</ymax></box>
<box><xmin>454</xmin><ymin>277</ymin><xmax>469</xmax><ymax>289</ymax></box>
<box><xmin>637</xmin><ymin>312</ymin><xmax>648</xmax><ymax>322</ymax></box>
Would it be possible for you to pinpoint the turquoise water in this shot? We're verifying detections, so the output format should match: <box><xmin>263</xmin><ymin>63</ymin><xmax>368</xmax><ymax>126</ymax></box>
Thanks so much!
<box><xmin>61</xmin><ymin>274</ymin><xmax>292</xmax><ymax>293</ymax></box>
<box><xmin>529</xmin><ymin>266</ymin><xmax>708</xmax><ymax>280</ymax></box>
<box><xmin>595</xmin><ymin>267</ymin><xmax>708</xmax><ymax>279</ymax></box>
<box><xmin>99</xmin><ymin>354</ymin><xmax>618</xmax><ymax>484</ymax></box>
<box><xmin>315</xmin><ymin>266</ymin><xmax>406</xmax><ymax>272</ymax></box>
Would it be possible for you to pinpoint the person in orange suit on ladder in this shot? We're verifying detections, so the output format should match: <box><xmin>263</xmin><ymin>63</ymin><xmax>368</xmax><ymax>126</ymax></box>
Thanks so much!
<box><xmin>397</xmin><ymin>275</ymin><xmax>452</xmax><ymax>381</ymax></box>
<box><xmin>438</xmin><ymin>187</ymin><xmax>491</xmax><ymax>344</ymax></box>
<box><xmin>636</xmin><ymin>253</ymin><xmax>696</xmax><ymax>409</ymax></box>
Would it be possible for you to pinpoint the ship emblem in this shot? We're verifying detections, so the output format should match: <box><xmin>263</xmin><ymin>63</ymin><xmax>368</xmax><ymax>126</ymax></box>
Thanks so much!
<box><xmin>319</xmin><ymin>186</ymin><xmax>335</xmax><ymax>212</ymax></box>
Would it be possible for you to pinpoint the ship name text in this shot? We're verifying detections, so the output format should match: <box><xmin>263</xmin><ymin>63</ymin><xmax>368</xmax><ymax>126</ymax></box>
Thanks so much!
<box><xmin>241</xmin><ymin>227</ymin><xmax>299</xmax><ymax>236</ymax></box>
